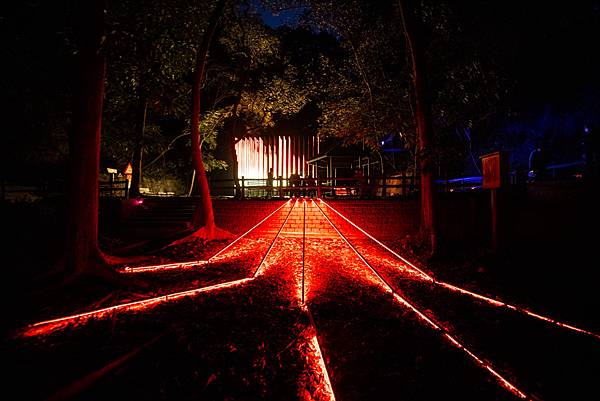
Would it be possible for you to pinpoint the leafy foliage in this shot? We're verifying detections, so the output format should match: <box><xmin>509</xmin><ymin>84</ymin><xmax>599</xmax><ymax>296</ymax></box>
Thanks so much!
<box><xmin>268</xmin><ymin>0</ymin><xmax>509</xmax><ymax>175</ymax></box>
<box><xmin>101</xmin><ymin>0</ymin><xmax>226</xmax><ymax>193</ymax></box>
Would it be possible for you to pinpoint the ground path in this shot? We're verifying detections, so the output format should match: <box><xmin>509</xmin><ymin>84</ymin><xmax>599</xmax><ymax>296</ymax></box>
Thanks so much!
<box><xmin>6</xmin><ymin>199</ymin><xmax>600</xmax><ymax>400</ymax></box>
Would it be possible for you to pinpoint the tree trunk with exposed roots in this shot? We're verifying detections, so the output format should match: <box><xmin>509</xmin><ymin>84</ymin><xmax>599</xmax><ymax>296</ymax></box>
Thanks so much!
<box><xmin>186</xmin><ymin>0</ymin><xmax>229</xmax><ymax>241</ymax></box>
<box><xmin>49</xmin><ymin>0</ymin><xmax>148</xmax><ymax>286</ymax></box>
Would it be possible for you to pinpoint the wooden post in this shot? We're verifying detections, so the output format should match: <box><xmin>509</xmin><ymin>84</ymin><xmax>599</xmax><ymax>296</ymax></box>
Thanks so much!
<box><xmin>481</xmin><ymin>151</ymin><xmax>509</xmax><ymax>253</ymax></box>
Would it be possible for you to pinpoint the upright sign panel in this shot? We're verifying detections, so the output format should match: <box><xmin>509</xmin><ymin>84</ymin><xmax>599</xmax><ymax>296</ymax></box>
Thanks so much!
<box><xmin>481</xmin><ymin>151</ymin><xmax>509</xmax><ymax>189</ymax></box>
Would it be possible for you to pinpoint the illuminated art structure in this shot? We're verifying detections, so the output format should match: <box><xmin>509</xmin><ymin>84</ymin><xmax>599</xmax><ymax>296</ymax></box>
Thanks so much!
<box><xmin>235</xmin><ymin>133</ymin><xmax>319</xmax><ymax>181</ymax></box>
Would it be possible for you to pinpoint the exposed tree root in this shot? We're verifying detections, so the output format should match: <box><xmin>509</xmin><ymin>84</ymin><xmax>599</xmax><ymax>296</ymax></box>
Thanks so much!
<box><xmin>168</xmin><ymin>225</ymin><xmax>236</xmax><ymax>247</ymax></box>
<box><xmin>32</xmin><ymin>253</ymin><xmax>151</xmax><ymax>305</ymax></box>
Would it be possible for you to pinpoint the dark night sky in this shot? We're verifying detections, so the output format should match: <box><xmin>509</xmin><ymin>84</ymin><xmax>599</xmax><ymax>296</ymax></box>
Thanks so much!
<box><xmin>254</xmin><ymin>2</ymin><xmax>304</xmax><ymax>28</ymax></box>
<box><xmin>457</xmin><ymin>1</ymin><xmax>600</xmax><ymax>108</ymax></box>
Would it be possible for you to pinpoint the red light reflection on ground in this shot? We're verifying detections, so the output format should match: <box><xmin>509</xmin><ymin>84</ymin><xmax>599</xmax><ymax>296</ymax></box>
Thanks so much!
<box><xmin>303</xmin><ymin>201</ymin><xmax>388</xmax><ymax>304</ymax></box>
<box><xmin>298</xmin><ymin>305</ymin><xmax>336</xmax><ymax>401</ymax></box>
<box><xmin>253</xmin><ymin>200</ymin><xmax>298</xmax><ymax>277</ymax></box>
<box><xmin>20</xmin><ymin>278</ymin><xmax>253</xmax><ymax>337</ymax></box>
<box><xmin>320</xmin><ymin>199</ymin><xmax>600</xmax><ymax>341</ymax></box>
<box><xmin>313</xmin><ymin>201</ymin><xmax>529</xmax><ymax>399</ymax></box>
<box><xmin>120</xmin><ymin>200</ymin><xmax>291</xmax><ymax>273</ymax></box>
<box><xmin>318</xmin><ymin>199</ymin><xmax>433</xmax><ymax>280</ymax></box>
<box><xmin>211</xmin><ymin>199</ymin><xmax>293</xmax><ymax>264</ymax></box>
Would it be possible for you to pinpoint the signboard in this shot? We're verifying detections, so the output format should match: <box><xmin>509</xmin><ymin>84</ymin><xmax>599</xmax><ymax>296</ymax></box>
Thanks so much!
<box><xmin>481</xmin><ymin>151</ymin><xmax>509</xmax><ymax>189</ymax></box>
<box><xmin>124</xmin><ymin>163</ymin><xmax>133</xmax><ymax>189</ymax></box>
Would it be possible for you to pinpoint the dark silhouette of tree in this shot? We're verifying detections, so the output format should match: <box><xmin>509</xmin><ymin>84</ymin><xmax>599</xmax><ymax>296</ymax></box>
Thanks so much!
<box><xmin>398</xmin><ymin>0</ymin><xmax>437</xmax><ymax>255</ymax></box>
<box><xmin>61</xmin><ymin>0</ymin><xmax>118</xmax><ymax>278</ymax></box>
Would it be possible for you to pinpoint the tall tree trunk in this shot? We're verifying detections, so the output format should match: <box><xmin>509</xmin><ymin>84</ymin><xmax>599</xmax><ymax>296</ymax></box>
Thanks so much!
<box><xmin>64</xmin><ymin>0</ymin><xmax>106</xmax><ymax>274</ymax></box>
<box><xmin>129</xmin><ymin>99</ymin><xmax>148</xmax><ymax>198</ymax></box>
<box><xmin>190</xmin><ymin>0</ymin><xmax>226</xmax><ymax>236</ymax></box>
<box><xmin>398</xmin><ymin>0</ymin><xmax>438</xmax><ymax>255</ymax></box>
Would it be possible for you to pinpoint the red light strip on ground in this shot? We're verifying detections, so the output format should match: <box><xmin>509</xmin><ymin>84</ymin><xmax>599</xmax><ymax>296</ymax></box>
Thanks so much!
<box><xmin>304</xmin><ymin>306</ymin><xmax>336</xmax><ymax>401</ymax></box>
<box><xmin>253</xmin><ymin>199</ymin><xmax>298</xmax><ymax>277</ymax></box>
<box><xmin>313</xmin><ymin>201</ymin><xmax>396</xmax><ymax>294</ymax></box>
<box><xmin>20</xmin><ymin>278</ymin><xmax>253</xmax><ymax>338</ymax></box>
<box><xmin>320</xmin><ymin>199</ymin><xmax>600</xmax><ymax>341</ymax></box>
<box><xmin>318</xmin><ymin>199</ymin><xmax>434</xmax><ymax>281</ymax></box>
<box><xmin>119</xmin><ymin>200</ymin><xmax>291</xmax><ymax>273</ymax></box>
<box><xmin>302</xmin><ymin>200</ymin><xmax>306</xmax><ymax>305</ymax></box>
<box><xmin>209</xmin><ymin>199</ymin><xmax>292</xmax><ymax>262</ymax></box>
<box><xmin>314</xmin><ymin>201</ymin><xmax>529</xmax><ymax>400</ymax></box>
<box><xmin>435</xmin><ymin>282</ymin><xmax>600</xmax><ymax>340</ymax></box>
<box><xmin>120</xmin><ymin>260</ymin><xmax>208</xmax><ymax>274</ymax></box>
<box><xmin>307</xmin><ymin>335</ymin><xmax>336</xmax><ymax>401</ymax></box>
<box><xmin>441</xmin><ymin>331</ymin><xmax>528</xmax><ymax>399</ymax></box>
<box><xmin>392</xmin><ymin>293</ymin><xmax>528</xmax><ymax>399</ymax></box>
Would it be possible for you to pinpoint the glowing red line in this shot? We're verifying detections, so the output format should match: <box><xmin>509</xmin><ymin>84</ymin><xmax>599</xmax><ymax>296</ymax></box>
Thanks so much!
<box><xmin>315</xmin><ymin>201</ymin><xmax>529</xmax><ymax>399</ymax></box>
<box><xmin>20</xmin><ymin>278</ymin><xmax>253</xmax><ymax>337</ymax></box>
<box><xmin>209</xmin><ymin>199</ymin><xmax>292</xmax><ymax>262</ymax></box>
<box><xmin>319</xmin><ymin>199</ymin><xmax>433</xmax><ymax>281</ymax></box>
<box><xmin>521</xmin><ymin>310</ymin><xmax>600</xmax><ymax>338</ymax></box>
<box><xmin>121</xmin><ymin>260</ymin><xmax>207</xmax><ymax>274</ymax></box>
<box><xmin>304</xmin><ymin>306</ymin><xmax>336</xmax><ymax>401</ymax></box>
<box><xmin>442</xmin><ymin>332</ymin><xmax>528</xmax><ymax>399</ymax></box>
<box><xmin>320</xmin><ymin>199</ymin><xmax>600</xmax><ymax>341</ymax></box>
<box><xmin>393</xmin><ymin>294</ymin><xmax>528</xmax><ymax>399</ymax></box>
<box><xmin>437</xmin><ymin>282</ymin><xmax>506</xmax><ymax>307</ymax></box>
<box><xmin>308</xmin><ymin>334</ymin><xmax>337</xmax><ymax>401</ymax></box>
<box><xmin>313</xmin><ymin>201</ymin><xmax>393</xmax><ymax>293</ymax></box>
<box><xmin>119</xmin><ymin>200</ymin><xmax>291</xmax><ymax>273</ymax></box>
<box><xmin>253</xmin><ymin>199</ymin><xmax>298</xmax><ymax>277</ymax></box>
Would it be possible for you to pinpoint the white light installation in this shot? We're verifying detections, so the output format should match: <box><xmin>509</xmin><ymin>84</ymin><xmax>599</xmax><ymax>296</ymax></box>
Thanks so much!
<box><xmin>235</xmin><ymin>135</ymin><xmax>317</xmax><ymax>181</ymax></box>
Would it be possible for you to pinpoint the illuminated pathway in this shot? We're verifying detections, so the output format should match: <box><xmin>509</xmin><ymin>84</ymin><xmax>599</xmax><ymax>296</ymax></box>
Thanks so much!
<box><xmin>9</xmin><ymin>199</ymin><xmax>600</xmax><ymax>400</ymax></box>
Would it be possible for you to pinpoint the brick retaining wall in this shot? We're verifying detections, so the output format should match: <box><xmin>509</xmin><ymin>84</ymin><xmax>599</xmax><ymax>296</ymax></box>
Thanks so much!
<box><xmin>213</xmin><ymin>200</ymin><xmax>286</xmax><ymax>235</ymax></box>
<box><xmin>215</xmin><ymin>199</ymin><xmax>422</xmax><ymax>240</ymax></box>
<box><xmin>326</xmin><ymin>199</ymin><xmax>420</xmax><ymax>240</ymax></box>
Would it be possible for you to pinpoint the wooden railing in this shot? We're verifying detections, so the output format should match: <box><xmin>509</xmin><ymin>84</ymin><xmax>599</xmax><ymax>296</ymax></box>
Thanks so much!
<box><xmin>0</xmin><ymin>179</ymin><xmax>129</xmax><ymax>201</ymax></box>
<box><xmin>99</xmin><ymin>180</ymin><xmax>129</xmax><ymax>198</ymax></box>
<box><xmin>209</xmin><ymin>175</ymin><xmax>420</xmax><ymax>199</ymax></box>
